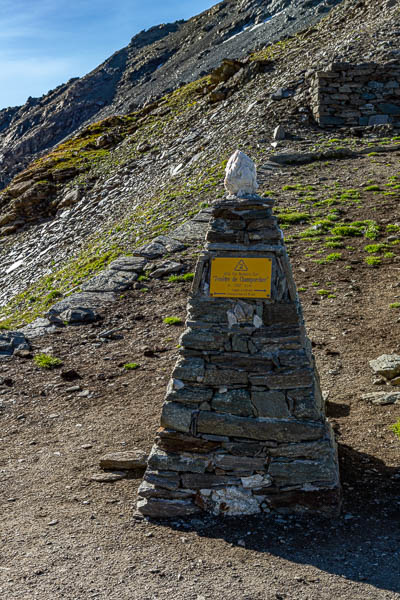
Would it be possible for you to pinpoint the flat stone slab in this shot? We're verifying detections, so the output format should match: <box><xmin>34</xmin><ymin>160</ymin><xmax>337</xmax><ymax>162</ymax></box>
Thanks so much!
<box><xmin>48</xmin><ymin>292</ymin><xmax>116</xmax><ymax>316</ymax></box>
<box><xmin>108</xmin><ymin>257</ymin><xmax>147</xmax><ymax>272</ymax></box>
<box><xmin>137</xmin><ymin>497</ymin><xmax>200</xmax><ymax>518</ymax></box>
<box><xmin>99</xmin><ymin>450</ymin><xmax>148</xmax><ymax>470</ymax></box>
<box><xmin>361</xmin><ymin>392</ymin><xmax>400</xmax><ymax>405</ymax></box>
<box><xmin>369</xmin><ymin>354</ymin><xmax>400</xmax><ymax>380</ymax></box>
<box><xmin>19</xmin><ymin>318</ymin><xmax>62</xmax><ymax>339</ymax></box>
<box><xmin>81</xmin><ymin>269</ymin><xmax>137</xmax><ymax>292</ymax></box>
<box><xmin>90</xmin><ymin>471</ymin><xmax>127</xmax><ymax>482</ymax></box>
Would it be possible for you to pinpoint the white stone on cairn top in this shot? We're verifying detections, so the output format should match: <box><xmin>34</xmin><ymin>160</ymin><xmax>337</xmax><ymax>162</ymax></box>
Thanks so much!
<box><xmin>224</xmin><ymin>150</ymin><xmax>259</xmax><ymax>198</ymax></box>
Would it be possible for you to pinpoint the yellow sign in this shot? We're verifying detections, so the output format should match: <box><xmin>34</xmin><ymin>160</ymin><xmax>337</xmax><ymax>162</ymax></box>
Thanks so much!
<box><xmin>210</xmin><ymin>258</ymin><xmax>272</xmax><ymax>298</ymax></box>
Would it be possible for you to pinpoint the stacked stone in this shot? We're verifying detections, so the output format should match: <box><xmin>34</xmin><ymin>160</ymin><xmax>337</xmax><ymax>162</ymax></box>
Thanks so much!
<box><xmin>137</xmin><ymin>193</ymin><xmax>341</xmax><ymax>518</ymax></box>
<box><xmin>309</xmin><ymin>61</ymin><xmax>400</xmax><ymax>127</ymax></box>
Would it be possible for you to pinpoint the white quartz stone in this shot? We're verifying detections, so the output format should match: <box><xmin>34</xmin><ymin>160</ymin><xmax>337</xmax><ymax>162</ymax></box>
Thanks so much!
<box><xmin>224</xmin><ymin>150</ymin><xmax>258</xmax><ymax>198</ymax></box>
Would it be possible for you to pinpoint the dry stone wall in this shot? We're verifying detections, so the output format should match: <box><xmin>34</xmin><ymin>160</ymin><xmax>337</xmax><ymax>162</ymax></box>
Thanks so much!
<box><xmin>309</xmin><ymin>61</ymin><xmax>400</xmax><ymax>127</ymax></box>
<box><xmin>137</xmin><ymin>192</ymin><xmax>341</xmax><ymax>518</ymax></box>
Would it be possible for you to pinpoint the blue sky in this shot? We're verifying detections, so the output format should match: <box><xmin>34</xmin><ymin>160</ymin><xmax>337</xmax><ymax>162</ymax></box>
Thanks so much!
<box><xmin>0</xmin><ymin>0</ymin><xmax>216</xmax><ymax>109</ymax></box>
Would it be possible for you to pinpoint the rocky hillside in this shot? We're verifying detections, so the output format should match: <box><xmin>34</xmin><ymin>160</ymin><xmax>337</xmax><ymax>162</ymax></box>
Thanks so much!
<box><xmin>0</xmin><ymin>0</ymin><xmax>343</xmax><ymax>189</ymax></box>
<box><xmin>0</xmin><ymin>0</ymin><xmax>399</xmax><ymax>322</ymax></box>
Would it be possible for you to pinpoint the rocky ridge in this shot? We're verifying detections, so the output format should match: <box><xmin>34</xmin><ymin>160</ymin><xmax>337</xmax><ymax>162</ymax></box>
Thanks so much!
<box><xmin>0</xmin><ymin>0</ymin><xmax>343</xmax><ymax>189</ymax></box>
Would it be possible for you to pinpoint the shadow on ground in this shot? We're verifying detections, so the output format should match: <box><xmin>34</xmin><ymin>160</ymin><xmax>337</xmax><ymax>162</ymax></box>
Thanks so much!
<box><xmin>154</xmin><ymin>444</ymin><xmax>400</xmax><ymax>594</ymax></box>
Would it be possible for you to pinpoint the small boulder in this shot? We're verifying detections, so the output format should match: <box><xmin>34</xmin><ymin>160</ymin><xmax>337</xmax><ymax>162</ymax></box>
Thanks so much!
<box><xmin>99</xmin><ymin>450</ymin><xmax>148</xmax><ymax>470</ymax></box>
<box><xmin>60</xmin><ymin>307</ymin><xmax>98</xmax><ymax>324</ymax></box>
<box><xmin>273</xmin><ymin>125</ymin><xmax>286</xmax><ymax>140</ymax></box>
<box><xmin>369</xmin><ymin>354</ymin><xmax>400</xmax><ymax>380</ymax></box>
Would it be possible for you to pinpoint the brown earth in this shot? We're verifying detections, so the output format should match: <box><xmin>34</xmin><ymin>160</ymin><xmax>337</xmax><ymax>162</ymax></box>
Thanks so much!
<box><xmin>1</xmin><ymin>149</ymin><xmax>399</xmax><ymax>599</ymax></box>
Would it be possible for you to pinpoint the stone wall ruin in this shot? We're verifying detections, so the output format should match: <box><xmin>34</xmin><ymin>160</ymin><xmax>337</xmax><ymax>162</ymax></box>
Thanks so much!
<box><xmin>309</xmin><ymin>61</ymin><xmax>400</xmax><ymax>127</ymax></box>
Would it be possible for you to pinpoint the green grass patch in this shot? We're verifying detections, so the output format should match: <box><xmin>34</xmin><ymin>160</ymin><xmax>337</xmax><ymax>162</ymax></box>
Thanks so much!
<box><xmin>276</xmin><ymin>211</ymin><xmax>310</xmax><ymax>224</ymax></box>
<box><xmin>365</xmin><ymin>256</ymin><xmax>381</xmax><ymax>267</ymax></box>
<box><xmin>123</xmin><ymin>363</ymin><xmax>140</xmax><ymax>370</ymax></box>
<box><xmin>163</xmin><ymin>316</ymin><xmax>183</xmax><ymax>325</ymax></box>
<box><xmin>390</xmin><ymin>420</ymin><xmax>400</xmax><ymax>440</ymax></box>
<box><xmin>389</xmin><ymin>302</ymin><xmax>400</xmax><ymax>309</ymax></box>
<box><xmin>33</xmin><ymin>353</ymin><xmax>63</xmax><ymax>369</ymax></box>
<box><xmin>168</xmin><ymin>273</ymin><xmax>194</xmax><ymax>283</ymax></box>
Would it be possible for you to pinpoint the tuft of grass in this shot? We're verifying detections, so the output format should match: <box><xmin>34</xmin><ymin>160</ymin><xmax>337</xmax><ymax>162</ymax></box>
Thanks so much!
<box><xmin>365</xmin><ymin>256</ymin><xmax>381</xmax><ymax>267</ymax></box>
<box><xmin>277</xmin><ymin>212</ymin><xmax>310</xmax><ymax>224</ymax></box>
<box><xmin>390</xmin><ymin>420</ymin><xmax>400</xmax><ymax>440</ymax></box>
<box><xmin>123</xmin><ymin>363</ymin><xmax>140</xmax><ymax>370</ymax></box>
<box><xmin>168</xmin><ymin>273</ymin><xmax>195</xmax><ymax>283</ymax></box>
<box><xmin>317</xmin><ymin>289</ymin><xmax>331</xmax><ymax>296</ymax></box>
<box><xmin>137</xmin><ymin>275</ymin><xmax>149</xmax><ymax>282</ymax></box>
<box><xmin>33</xmin><ymin>353</ymin><xmax>63</xmax><ymax>369</ymax></box>
<box><xmin>364</xmin><ymin>244</ymin><xmax>386</xmax><ymax>254</ymax></box>
<box><xmin>163</xmin><ymin>316</ymin><xmax>183</xmax><ymax>325</ymax></box>
<box><xmin>384</xmin><ymin>252</ymin><xmax>395</xmax><ymax>259</ymax></box>
<box><xmin>389</xmin><ymin>302</ymin><xmax>400</xmax><ymax>309</ymax></box>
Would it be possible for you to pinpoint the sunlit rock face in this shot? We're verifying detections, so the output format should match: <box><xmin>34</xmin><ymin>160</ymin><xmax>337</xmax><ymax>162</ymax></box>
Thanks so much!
<box><xmin>224</xmin><ymin>150</ymin><xmax>258</xmax><ymax>198</ymax></box>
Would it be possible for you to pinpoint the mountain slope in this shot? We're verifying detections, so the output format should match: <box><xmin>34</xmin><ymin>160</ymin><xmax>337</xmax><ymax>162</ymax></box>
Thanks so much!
<box><xmin>0</xmin><ymin>0</ymin><xmax>343</xmax><ymax>189</ymax></box>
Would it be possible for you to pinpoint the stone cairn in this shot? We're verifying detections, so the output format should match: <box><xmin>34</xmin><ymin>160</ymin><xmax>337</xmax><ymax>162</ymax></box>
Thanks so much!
<box><xmin>137</xmin><ymin>151</ymin><xmax>341</xmax><ymax>518</ymax></box>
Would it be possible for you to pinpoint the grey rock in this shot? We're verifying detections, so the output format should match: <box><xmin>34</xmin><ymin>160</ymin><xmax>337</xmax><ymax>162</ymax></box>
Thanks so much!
<box><xmin>273</xmin><ymin>125</ymin><xmax>286</xmax><ymax>140</ymax></box>
<box><xmin>144</xmin><ymin>469</ymin><xmax>180</xmax><ymax>491</ymax></box>
<box><xmin>90</xmin><ymin>471</ymin><xmax>127</xmax><ymax>482</ymax></box>
<box><xmin>361</xmin><ymin>391</ymin><xmax>400</xmax><ymax>405</ymax></box>
<box><xmin>269</xmin><ymin>440</ymin><xmax>335</xmax><ymax>460</ymax></box>
<box><xmin>138</xmin><ymin>480</ymin><xmax>195</xmax><ymax>499</ymax></box>
<box><xmin>59</xmin><ymin>307</ymin><xmax>98</xmax><ymax>324</ymax></box>
<box><xmin>203</xmin><ymin>367</ymin><xmax>248</xmax><ymax>386</ymax></box>
<box><xmin>251</xmin><ymin>390</ymin><xmax>290</xmax><ymax>418</ymax></box>
<box><xmin>269</xmin><ymin>458</ymin><xmax>338</xmax><ymax>486</ymax></box>
<box><xmin>250</xmin><ymin>370</ymin><xmax>313</xmax><ymax>390</ymax></box>
<box><xmin>181</xmin><ymin>473</ymin><xmax>240</xmax><ymax>489</ymax></box>
<box><xmin>19</xmin><ymin>318</ymin><xmax>63</xmax><ymax>339</ymax></box>
<box><xmin>180</xmin><ymin>328</ymin><xmax>226</xmax><ymax>351</ymax></box>
<box><xmin>368</xmin><ymin>115</ymin><xmax>389</xmax><ymax>126</ymax></box>
<box><xmin>0</xmin><ymin>331</ymin><xmax>31</xmax><ymax>357</ymax></box>
<box><xmin>135</xmin><ymin>235</ymin><xmax>185</xmax><ymax>259</ymax></box>
<box><xmin>212</xmin><ymin>389</ymin><xmax>253</xmax><ymax>417</ymax></box>
<box><xmin>369</xmin><ymin>354</ymin><xmax>400</xmax><ymax>380</ymax></box>
<box><xmin>197</xmin><ymin>411</ymin><xmax>325</xmax><ymax>442</ymax></box>
<box><xmin>150</xmin><ymin>261</ymin><xmax>182</xmax><ymax>278</ymax></box>
<box><xmin>81</xmin><ymin>269</ymin><xmax>137</xmax><ymax>292</ymax></box>
<box><xmin>161</xmin><ymin>402</ymin><xmax>194</xmax><ymax>433</ymax></box>
<box><xmin>49</xmin><ymin>292</ymin><xmax>116</xmax><ymax>316</ymax></box>
<box><xmin>166</xmin><ymin>384</ymin><xmax>212</xmax><ymax>405</ymax></box>
<box><xmin>109</xmin><ymin>256</ymin><xmax>147</xmax><ymax>272</ymax></box>
<box><xmin>137</xmin><ymin>497</ymin><xmax>200</xmax><ymax>518</ymax></box>
<box><xmin>147</xmin><ymin>447</ymin><xmax>209</xmax><ymax>473</ymax></box>
<box><xmin>377</xmin><ymin>103</ymin><xmax>400</xmax><ymax>115</ymax></box>
<box><xmin>99</xmin><ymin>450</ymin><xmax>148</xmax><ymax>469</ymax></box>
<box><xmin>213</xmin><ymin>454</ymin><xmax>266</xmax><ymax>472</ymax></box>
<box><xmin>172</xmin><ymin>357</ymin><xmax>205</xmax><ymax>382</ymax></box>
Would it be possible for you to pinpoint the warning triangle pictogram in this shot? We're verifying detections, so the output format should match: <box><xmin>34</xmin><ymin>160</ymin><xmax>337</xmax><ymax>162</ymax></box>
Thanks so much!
<box><xmin>234</xmin><ymin>259</ymin><xmax>248</xmax><ymax>272</ymax></box>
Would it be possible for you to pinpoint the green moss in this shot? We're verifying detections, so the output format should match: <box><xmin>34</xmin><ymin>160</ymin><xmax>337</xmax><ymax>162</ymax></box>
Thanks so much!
<box><xmin>123</xmin><ymin>363</ymin><xmax>140</xmax><ymax>370</ymax></box>
<box><xmin>34</xmin><ymin>353</ymin><xmax>63</xmax><ymax>369</ymax></box>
